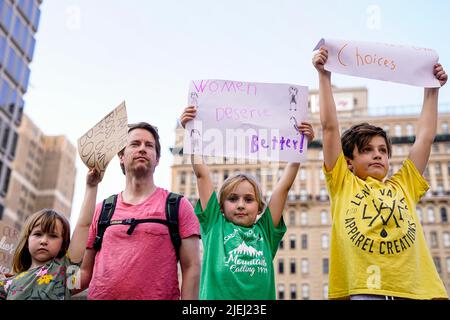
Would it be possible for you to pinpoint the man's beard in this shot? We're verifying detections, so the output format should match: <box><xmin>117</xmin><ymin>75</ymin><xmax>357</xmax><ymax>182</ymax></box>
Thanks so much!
<box><xmin>131</xmin><ymin>162</ymin><xmax>153</xmax><ymax>178</ymax></box>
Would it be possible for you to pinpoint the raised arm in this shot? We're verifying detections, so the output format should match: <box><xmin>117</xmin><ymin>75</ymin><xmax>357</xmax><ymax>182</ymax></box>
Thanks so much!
<box><xmin>68</xmin><ymin>169</ymin><xmax>102</xmax><ymax>264</ymax></box>
<box><xmin>313</xmin><ymin>47</ymin><xmax>342</xmax><ymax>171</ymax></box>
<box><xmin>408</xmin><ymin>64</ymin><xmax>447</xmax><ymax>174</ymax></box>
<box><xmin>269</xmin><ymin>122</ymin><xmax>315</xmax><ymax>227</ymax></box>
<box><xmin>180</xmin><ymin>106</ymin><xmax>214</xmax><ymax>209</ymax></box>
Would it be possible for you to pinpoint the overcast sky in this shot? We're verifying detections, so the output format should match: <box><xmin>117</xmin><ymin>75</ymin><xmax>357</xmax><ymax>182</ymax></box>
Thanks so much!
<box><xmin>23</xmin><ymin>0</ymin><xmax>450</xmax><ymax>227</ymax></box>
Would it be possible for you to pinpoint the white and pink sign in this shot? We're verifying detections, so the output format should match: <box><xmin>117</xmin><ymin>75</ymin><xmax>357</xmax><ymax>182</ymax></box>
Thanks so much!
<box><xmin>0</xmin><ymin>222</ymin><xmax>19</xmax><ymax>275</ymax></box>
<box><xmin>183</xmin><ymin>79</ymin><xmax>309</xmax><ymax>163</ymax></box>
<box><xmin>314</xmin><ymin>38</ymin><xmax>440</xmax><ymax>88</ymax></box>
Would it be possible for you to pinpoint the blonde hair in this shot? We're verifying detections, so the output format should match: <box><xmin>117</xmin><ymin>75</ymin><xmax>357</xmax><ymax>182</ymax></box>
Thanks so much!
<box><xmin>12</xmin><ymin>209</ymin><xmax>71</xmax><ymax>273</ymax></box>
<box><xmin>218</xmin><ymin>173</ymin><xmax>265</xmax><ymax>214</ymax></box>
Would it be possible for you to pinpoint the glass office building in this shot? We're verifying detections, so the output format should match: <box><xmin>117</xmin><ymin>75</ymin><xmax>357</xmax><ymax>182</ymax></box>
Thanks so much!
<box><xmin>0</xmin><ymin>0</ymin><xmax>42</xmax><ymax>218</ymax></box>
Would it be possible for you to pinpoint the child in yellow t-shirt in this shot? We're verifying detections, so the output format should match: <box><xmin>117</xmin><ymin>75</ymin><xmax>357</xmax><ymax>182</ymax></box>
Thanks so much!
<box><xmin>313</xmin><ymin>46</ymin><xmax>448</xmax><ymax>300</ymax></box>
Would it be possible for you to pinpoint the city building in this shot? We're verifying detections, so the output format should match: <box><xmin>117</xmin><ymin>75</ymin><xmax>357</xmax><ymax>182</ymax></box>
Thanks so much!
<box><xmin>170</xmin><ymin>86</ymin><xmax>450</xmax><ymax>299</ymax></box>
<box><xmin>0</xmin><ymin>0</ymin><xmax>43</xmax><ymax>219</ymax></box>
<box><xmin>3</xmin><ymin>113</ymin><xmax>76</xmax><ymax>231</ymax></box>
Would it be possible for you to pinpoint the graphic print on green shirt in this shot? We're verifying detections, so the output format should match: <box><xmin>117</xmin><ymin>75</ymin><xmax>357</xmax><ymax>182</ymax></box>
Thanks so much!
<box><xmin>195</xmin><ymin>192</ymin><xmax>286</xmax><ymax>300</ymax></box>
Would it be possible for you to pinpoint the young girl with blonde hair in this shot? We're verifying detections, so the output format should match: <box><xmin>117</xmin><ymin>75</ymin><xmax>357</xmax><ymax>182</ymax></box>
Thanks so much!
<box><xmin>181</xmin><ymin>106</ymin><xmax>314</xmax><ymax>299</ymax></box>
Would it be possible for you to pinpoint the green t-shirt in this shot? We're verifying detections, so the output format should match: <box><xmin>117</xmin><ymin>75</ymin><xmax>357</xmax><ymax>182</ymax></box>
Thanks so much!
<box><xmin>195</xmin><ymin>192</ymin><xmax>286</xmax><ymax>300</ymax></box>
<box><xmin>0</xmin><ymin>255</ymin><xmax>79</xmax><ymax>300</ymax></box>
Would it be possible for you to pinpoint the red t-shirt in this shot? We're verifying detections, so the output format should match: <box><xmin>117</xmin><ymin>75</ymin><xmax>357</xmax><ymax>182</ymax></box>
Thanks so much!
<box><xmin>86</xmin><ymin>188</ymin><xmax>200</xmax><ymax>300</ymax></box>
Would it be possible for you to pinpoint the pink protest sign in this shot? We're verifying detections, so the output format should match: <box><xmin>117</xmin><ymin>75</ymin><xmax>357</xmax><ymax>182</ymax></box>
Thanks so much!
<box><xmin>184</xmin><ymin>79</ymin><xmax>309</xmax><ymax>163</ymax></box>
<box><xmin>0</xmin><ymin>222</ymin><xmax>19</xmax><ymax>275</ymax></box>
<box><xmin>314</xmin><ymin>38</ymin><xmax>440</xmax><ymax>88</ymax></box>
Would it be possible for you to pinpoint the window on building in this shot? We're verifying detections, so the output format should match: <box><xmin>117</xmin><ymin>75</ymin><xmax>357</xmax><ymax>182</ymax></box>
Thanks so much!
<box><xmin>1</xmin><ymin>125</ymin><xmax>10</xmax><ymax>150</ymax></box>
<box><xmin>417</xmin><ymin>207</ymin><xmax>423</xmax><ymax>223</ymax></box>
<box><xmin>427</xmin><ymin>207</ymin><xmax>435</xmax><ymax>223</ymax></box>
<box><xmin>442</xmin><ymin>122</ymin><xmax>449</xmax><ymax>134</ymax></box>
<box><xmin>32</xmin><ymin>6</ymin><xmax>41</xmax><ymax>31</ymax></box>
<box><xmin>0</xmin><ymin>35</ymin><xmax>7</xmax><ymax>66</ymax></box>
<box><xmin>212</xmin><ymin>170</ymin><xmax>219</xmax><ymax>185</ymax></box>
<box><xmin>323</xmin><ymin>284</ymin><xmax>329</xmax><ymax>300</ymax></box>
<box><xmin>1</xmin><ymin>167</ymin><xmax>11</xmax><ymax>195</ymax></box>
<box><xmin>223</xmin><ymin>170</ymin><xmax>229</xmax><ymax>181</ymax></box>
<box><xmin>290</xmin><ymin>284</ymin><xmax>297</xmax><ymax>300</ymax></box>
<box><xmin>447</xmin><ymin>258</ymin><xmax>450</xmax><ymax>274</ymax></box>
<box><xmin>321</xmin><ymin>210</ymin><xmax>328</xmax><ymax>225</ymax></box>
<box><xmin>436</xmin><ymin>185</ymin><xmax>444</xmax><ymax>196</ymax></box>
<box><xmin>406</xmin><ymin>124</ymin><xmax>414</xmax><ymax>136</ymax></box>
<box><xmin>424</xmin><ymin>166</ymin><xmax>430</xmax><ymax>178</ymax></box>
<box><xmin>319</xmin><ymin>170</ymin><xmax>325</xmax><ymax>180</ymax></box>
<box><xmin>430</xmin><ymin>231</ymin><xmax>438</xmax><ymax>248</ymax></box>
<box><xmin>179</xmin><ymin>171</ymin><xmax>186</xmax><ymax>185</ymax></box>
<box><xmin>289</xmin><ymin>211</ymin><xmax>296</xmax><ymax>226</ymax></box>
<box><xmin>323</xmin><ymin>258</ymin><xmax>329</xmax><ymax>275</ymax></box>
<box><xmin>300</xmin><ymin>189</ymin><xmax>307</xmax><ymax>201</ymax></box>
<box><xmin>442</xmin><ymin>208</ymin><xmax>448</xmax><ymax>223</ymax></box>
<box><xmin>300</xmin><ymin>211</ymin><xmax>308</xmax><ymax>225</ymax></box>
<box><xmin>278</xmin><ymin>284</ymin><xmax>285</xmax><ymax>300</ymax></box>
<box><xmin>301</xmin><ymin>234</ymin><xmax>308</xmax><ymax>249</ymax></box>
<box><xmin>301</xmin><ymin>258</ymin><xmax>309</xmax><ymax>274</ymax></box>
<box><xmin>290</xmin><ymin>258</ymin><xmax>296</xmax><ymax>274</ymax></box>
<box><xmin>300</xmin><ymin>169</ymin><xmax>306</xmax><ymax>180</ymax></box>
<box><xmin>278</xmin><ymin>259</ymin><xmax>284</xmax><ymax>274</ymax></box>
<box><xmin>9</xmin><ymin>131</ymin><xmax>18</xmax><ymax>158</ymax></box>
<box><xmin>288</xmin><ymin>189</ymin><xmax>296</xmax><ymax>201</ymax></box>
<box><xmin>433</xmin><ymin>257</ymin><xmax>442</xmax><ymax>274</ymax></box>
<box><xmin>319</xmin><ymin>188</ymin><xmax>328</xmax><ymax>201</ymax></box>
<box><xmin>443</xmin><ymin>232</ymin><xmax>450</xmax><ymax>248</ymax></box>
<box><xmin>321</xmin><ymin>234</ymin><xmax>330</xmax><ymax>249</ymax></box>
<box><xmin>435</xmin><ymin>163</ymin><xmax>442</xmax><ymax>176</ymax></box>
<box><xmin>395</xmin><ymin>125</ymin><xmax>402</xmax><ymax>137</ymax></box>
<box><xmin>279</xmin><ymin>239</ymin><xmax>284</xmax><ymax>250</ymax></box>
<box><xmin>0</xmin><ymin>0</ymin><xmax>13</xmax><ymax>31</ymax></box>
<box><xmin>301</xmin><ymin>284</ymin><xmax>310</xmax><ymax>300</ymax></box>
<box><xmin>432</xmin><ymin>144</ymin><xmax>440</xmax><ymax>154</ymax></box>
<box><xmin>289</xmin><ymin>234</ymin><xmax>296</xmax><ymax>249</ymax></box>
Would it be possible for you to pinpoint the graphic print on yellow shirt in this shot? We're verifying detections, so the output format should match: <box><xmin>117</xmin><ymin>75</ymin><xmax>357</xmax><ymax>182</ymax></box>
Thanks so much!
<box><xmin>324</xmin><ymin>152</ymin><xmax>448</xmax><ymax>300</ymax></box>
<box><xmin>343</xmin><ymin>182</ymin><xmax>416</xmax><ymax>255</ymax></box>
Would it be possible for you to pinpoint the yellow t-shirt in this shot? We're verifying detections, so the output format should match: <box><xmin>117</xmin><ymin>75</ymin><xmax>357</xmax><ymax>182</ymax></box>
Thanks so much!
<box><xmin>324</xmin><ymin>153</ymin><xmax>448</xmax><ymax>299</ymax></box>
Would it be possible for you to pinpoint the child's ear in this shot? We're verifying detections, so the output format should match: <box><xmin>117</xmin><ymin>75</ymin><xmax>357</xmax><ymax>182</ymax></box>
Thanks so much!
<box><xmin>345</xmin><ymin>157</ymin><xmax>353</xmax><ymax>171</ymax></box>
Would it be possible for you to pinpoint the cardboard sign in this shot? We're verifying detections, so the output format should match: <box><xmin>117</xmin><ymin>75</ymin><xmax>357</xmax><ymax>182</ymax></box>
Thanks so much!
<box><xmin>314</xmin><ymin>38</ymin><xmax>440</xmax><ymax>88</ymax></box>
<box><xmin>77</xmin><ymin>101</ymin><xmax>128</xmax><ymax>176</ymax></box>
<box><xmin>0</xmin><ymin>222</ymin><xmax>19</xmax><ymax>274</ymax></box>
<box><xmin>184</xmin><ymin>79</ymin><xmax>309</xmax><ymax>163</ymax></box>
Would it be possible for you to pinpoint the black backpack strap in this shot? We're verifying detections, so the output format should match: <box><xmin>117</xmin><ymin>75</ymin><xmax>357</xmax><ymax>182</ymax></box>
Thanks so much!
<box><xmin>166</xmin><ymin>192</ymin><xmax>182</xmax><ymax>261</ymax></box>
<box><xmin>93</xmin><ymin>194</ymin><xmax>118</xmax><ymax>251</ymax></box>
<box><xmin>110</xmin><ymin>218</ymin><xmax>170</xmax><ymax>235</ymax></box>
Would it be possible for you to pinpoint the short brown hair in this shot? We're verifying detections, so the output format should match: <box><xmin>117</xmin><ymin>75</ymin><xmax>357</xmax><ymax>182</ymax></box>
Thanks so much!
<box><xmin>341</xmin><ymin>123</ymin><xmax>392</xmax><ymax>159</ymax></box>
<box><xmin>118</xmin><ymin>122</ymin><xmax>161</xmax><ymax>174</ymax></box>
<box><xmin>218</xmin><ymin>173</ymin><xmax>265</xmax><ymax>214</ymax></box>
<box><xmin>12</xmin><ymin>209</ymin><xmax>71</xmax><ymax>273</ymax></box>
